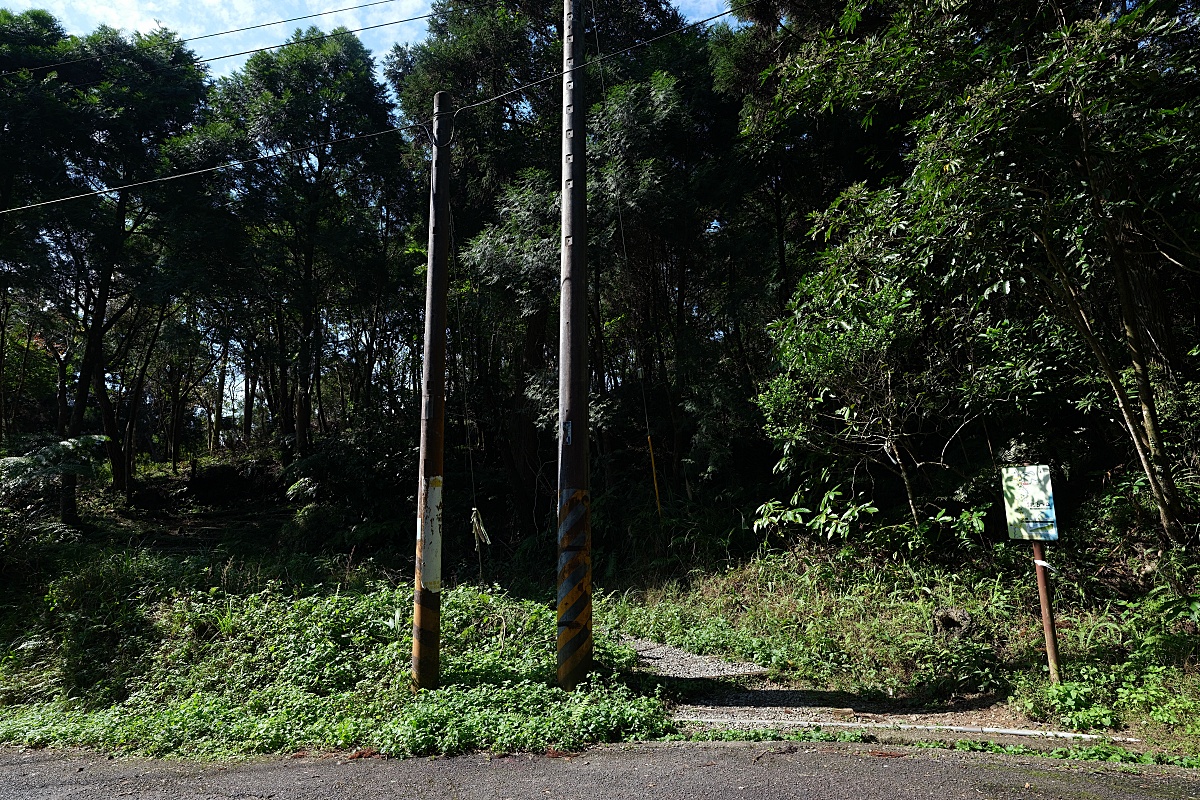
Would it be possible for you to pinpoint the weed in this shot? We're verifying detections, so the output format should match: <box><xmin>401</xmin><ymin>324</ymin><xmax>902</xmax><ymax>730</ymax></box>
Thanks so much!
<box><xmin>0</xmin><ymin>565</ymin><xmax>671</xmax><ymax>757</ymax></box>
<box><xmin>601</xmin><ymin>545</ymin><xmax>1200</xmax><ymax>745</ymax></box>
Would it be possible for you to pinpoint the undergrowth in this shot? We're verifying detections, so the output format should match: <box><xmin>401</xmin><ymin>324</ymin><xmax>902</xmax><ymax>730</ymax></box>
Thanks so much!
<box><xmin>683</xmin><ymin>727</ymin><xmax>1200</xmax><ymax>769</ymax></box>
<box><xmin>603</xmin><ymin>546</ymin><xmax>1200</xmax><ymax>750</ymax></box>
<box><xmin>3</xmin><ymin>507</ymin><xmax>1199</xmax><ymax>760</ymax></box>
<box><xmin>0</xmin><ymin>546</ymin><xmax>670</xmax><ymax>758</ymax></box>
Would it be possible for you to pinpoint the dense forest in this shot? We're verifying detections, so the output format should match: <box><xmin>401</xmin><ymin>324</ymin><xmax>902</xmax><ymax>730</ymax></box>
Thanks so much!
<box><xmin>2</xmin><ymin>0</ymin><xmax>1200</xmax><ymax>762</ymax></box>
<box><xmin>3</xmin><ymin>0</ymin><xmax>1199</xmax><ymax>573</ymax></box>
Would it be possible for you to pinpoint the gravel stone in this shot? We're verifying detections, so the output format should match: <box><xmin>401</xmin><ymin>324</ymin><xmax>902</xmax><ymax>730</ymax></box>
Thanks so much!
<box><xmin>625</xmin><ymin>637</ymin><xmax>770</xmax><ymax>679</ymax></box>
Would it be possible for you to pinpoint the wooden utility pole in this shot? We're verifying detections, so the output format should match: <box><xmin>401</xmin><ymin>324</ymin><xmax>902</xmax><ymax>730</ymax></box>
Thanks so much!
<box><xmin>412</xmin><ymin>91</ymin><xmax>453</xmax><ymax>691</ymax></box>
<box><xmin>556</xmin><ymin>0</ymin><xmax>593</xmax><ymax>691</ymax></box>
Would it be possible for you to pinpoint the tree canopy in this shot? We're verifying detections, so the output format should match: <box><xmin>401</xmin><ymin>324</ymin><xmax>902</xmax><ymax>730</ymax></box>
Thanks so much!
<box><xmin>2</xmin><ymin>0</ymin><xmax>1198</xmax><ymax>573</ymax></box>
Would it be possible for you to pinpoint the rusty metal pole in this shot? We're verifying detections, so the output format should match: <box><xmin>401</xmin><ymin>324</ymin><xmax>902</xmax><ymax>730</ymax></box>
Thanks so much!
<box><xmin>412</xmin><ymin>91</ymin><xmax>453</xmax><ymax>691</ymax></box>
<box><xmin>1032</xmin><ymin>541</ymin><xmax>1061</xmax><ymax>684</ymax></box>
<box><xmin>556</xmin><ymin>0</ymin><xmax>592</xmax><ymax>691</ymax></box>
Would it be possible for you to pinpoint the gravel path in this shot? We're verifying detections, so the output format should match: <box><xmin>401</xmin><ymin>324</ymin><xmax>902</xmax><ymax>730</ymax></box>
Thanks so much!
<box><xmin>624</xmin><ymin>638</ymin><xmax>769</xmax><ymax>679</ymax></box>
<box><xmin>625</xmin><ymin>639</ymin><xmax>1130</xmax><ymax>748</ymax></box>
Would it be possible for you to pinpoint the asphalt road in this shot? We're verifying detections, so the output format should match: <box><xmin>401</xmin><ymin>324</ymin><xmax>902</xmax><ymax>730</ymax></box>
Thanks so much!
<box><xmin>3</xmin><ymin>742</ymin><xmax>1198</xmax><ymax>800</ymax></box>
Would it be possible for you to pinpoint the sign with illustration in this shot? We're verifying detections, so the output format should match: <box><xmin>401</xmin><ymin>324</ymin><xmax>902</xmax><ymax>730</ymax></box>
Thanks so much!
<box><xmin>1000</xmin><ymin>465</ymin><xmax>1059</xmax><ymax>541</ymax></box>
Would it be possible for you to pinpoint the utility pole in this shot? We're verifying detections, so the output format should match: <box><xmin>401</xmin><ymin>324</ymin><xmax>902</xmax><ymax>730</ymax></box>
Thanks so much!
<box><xmin>556</xmin><ymin>0</ymin><xmax>592</xmax><ymax>690</ymax></box>
<box><xmin>412</xmin><ymin>91</ymin><xmax>453</xmax><ymax>691</ymax></box>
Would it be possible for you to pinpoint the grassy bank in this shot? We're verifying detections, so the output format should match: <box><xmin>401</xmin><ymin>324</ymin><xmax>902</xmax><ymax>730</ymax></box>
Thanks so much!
<box><xmin>604</xmin><ymin>547</ymin><xmax>1200</xmax><ymax>752</ymax></box>
<box><xmin>0</xmin><ymin>536</ymin><xmax>670</xmax><ymax>758</ymax></box>
<box><xmin>2</xmin><ymin>504</ymin><xmax>1198</xmax><ymax>759</ymax></box>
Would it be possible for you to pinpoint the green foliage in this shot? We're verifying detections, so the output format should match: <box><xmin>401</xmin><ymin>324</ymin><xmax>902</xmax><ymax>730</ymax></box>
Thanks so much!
<box><xmin>603</xmin><ymin>549</ymin><xmax>1024</xmax><ymax>697</ymax></box>
<box><xmin>0</xmin><ymin>437</ymin><xmax>107</xmax><ymax>507</ymax></box>
<box><xmin>280</xmin><ymin>415</ymin><xmax>418</xmax><ymax>549</ymax></box>
<box><xmin>949</xmin><ymin>738</ymin><xmax>1200</xmax><ymax>768</ymax></box>
<box><xmin>755</xmin><ymin>0</ymin><xmax>1200</xmax><ymax>547</ymax></box>
<box><xmin>755</xmin><ymin>479</ymin><xmax>879</xmax><ymax>542</ymax></box>
<box><xmin>1012</xmin><ymin>587</ymin><xmax>1200</xmax><ymax>731</ymax></box>
<box><xmin>604</xmin><ymin>548</ymin><xmax>1200</xmax><ymax>726</ymax></box>
<box><xmin>0</xmin><ymin>509</ymin><xmax>75</xmax><ymax>579</ymax></box>
<box><xmin>684</xmin><ymin>727</ymin><xmax>870</xmax><ymax>744</ymax></box>
<box><xmin>0</xmin><ymin>552</ymin><xmax>671</xmax><ymax>757</ymax></box>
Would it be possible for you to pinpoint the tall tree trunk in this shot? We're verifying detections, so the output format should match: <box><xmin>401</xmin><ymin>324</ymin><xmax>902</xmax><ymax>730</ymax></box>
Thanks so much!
<box><xmin>503</xmin><ymin>306</ymin><xmax>549</xmax><ymax>540</ymax></box>
<box><xmin>314</xmin><ymin>325</ymin><xmax>328</xmax><ymax>435</ymax></box>
<box><xmin>123</xmin><ymin>307</ymin><xmax>166</xmax><ymax>500</ymax></box>
<box><xmin>295</xmin><ymin>252</ymin><xmax>316</xmax><ymax>458</ymax></box>
<box><xmin>243</xmin><ymin>366</ymin><xmax>256</xmax><ymax>446</ymax></box>
<box><xmin>61</xmin><ymin>266</ymin><xmax>113</xmax><ymax>525</ymax></box>
<box><xmin>1109</xmin><ymin>235</ymin><xmax>1185</xmax><ymax>539</ymax></box>
<box><xmin>1073</xmin><ymin>102</ymin><xmax>1187</xmax><ymax>544</ymax></box>
<box><xmin>210</xmin><ymin>336</ymin><xmax>229</xmax><ymax>452</ymax></box>
<box><xmin>891</xmin><ymin>440</ymin><xmax>921</xmax><ymax>529</ymax></box>
<box><xmin>0</xmin><ymin>287</ymin><xmax>9</xmax><ymax>447</ymax></box>
<box><xmin>590</xmin><ymin>260</ymin><xmax>607</xmax><ymax>395</ymax></box>
<box><xmin>51</xmin><ymin>348</ymin><xmax>69</xmax><ymax>438</ymax></box>
<box><xmin>92</xmin><ymin>367</ymin><xmax>127</xmax><ymax>493</ymax></box>
<box><xmin>11</xmin><ymin>322</ymin><xmax>34</xmax><ymax>435</ymax></box>
<box><xmin>1035</xmin><ymin>234</ymin><xmax>1185</xmax><ymax>546</ymax></box>
<box><xmin>167</xmin><ymin>366</ymin><xmax>182</xmax><ymax>473</ymax></box>
<box><xmin>275</xmin><ymin>305</ymin><xmax>296</xmax><ymax>466</ymax></box>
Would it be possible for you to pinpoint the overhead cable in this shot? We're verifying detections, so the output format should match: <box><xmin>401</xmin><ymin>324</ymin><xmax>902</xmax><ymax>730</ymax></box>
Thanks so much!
<box><xmin>453</xmin><ymin>0</ymin><xmax>760</xmax><ymax>116</ymax></box>
<box><xmin>0</xmin><ymin>124</ymin><xmax>420</xmax><ymax>215</ymax></box>
<box><xmin>50</xmin><ymin>12</ymin><xmax>438</xmax><ymax>92</ymax></box>
<box><xmin>1</xmin><ymin>0</ymin><xmax>761</xmax><ymax>215</ymax></box>
<box><xmin>0</xmin><ymin>0</ymin><xmax>427</xmax><ymax>78</ymax></box>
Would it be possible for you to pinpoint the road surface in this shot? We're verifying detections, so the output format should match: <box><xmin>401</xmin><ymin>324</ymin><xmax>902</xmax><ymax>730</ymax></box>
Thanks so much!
<box><xmin>3</xmin><ymin>741</ymin><xmax>1199</xmax><ymax>799</ymax></box>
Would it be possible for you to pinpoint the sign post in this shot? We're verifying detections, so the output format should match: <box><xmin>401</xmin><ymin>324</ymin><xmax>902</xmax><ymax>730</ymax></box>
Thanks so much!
<box><xmin>1001</xmin><ymin>465</ymin><xmax>1062</xmax><ymax>684</ymax></box>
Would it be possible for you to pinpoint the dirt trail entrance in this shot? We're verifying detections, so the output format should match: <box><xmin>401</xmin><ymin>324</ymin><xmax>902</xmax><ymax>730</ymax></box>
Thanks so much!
<box><xmin>623</xmin><ymin>638</ymin><xmax>1132</xmax><ymax>749</ymax></box>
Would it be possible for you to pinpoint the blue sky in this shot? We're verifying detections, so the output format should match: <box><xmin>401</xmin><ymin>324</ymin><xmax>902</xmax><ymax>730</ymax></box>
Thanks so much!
<box><xmin>5</xmin><ymin>0</ymin><xmax>730</xmax><ymax>77</ymax></box>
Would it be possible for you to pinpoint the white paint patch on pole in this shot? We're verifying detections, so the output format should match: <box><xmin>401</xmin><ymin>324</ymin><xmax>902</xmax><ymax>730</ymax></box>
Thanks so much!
<box><xmin>420</xmin><ymin>476</ymin><xmax>444</xmax><ymax>590</ymax></box>
<box><xmin>1001</xmin><ymin>465</ymin><xmax>1059</xmax><ymax>541</ymax></box>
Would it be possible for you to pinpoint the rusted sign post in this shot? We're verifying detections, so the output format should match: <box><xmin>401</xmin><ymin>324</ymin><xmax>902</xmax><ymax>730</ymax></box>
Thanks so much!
<box><xmin>1001</xmin><ymin>465</ymin><xmax>1062</xmax><ymax>684</ymax></box>
<box><xmin>412</xmin><ymin>91</ymin><xmax>453</xmax><ymax>691</ymax></box>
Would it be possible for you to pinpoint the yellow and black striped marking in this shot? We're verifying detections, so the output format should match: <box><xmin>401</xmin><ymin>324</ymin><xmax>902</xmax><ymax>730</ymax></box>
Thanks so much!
<box><xmin>556</xmin><ymin>488</ymin><xmax>593</xmax><ymax>689</ymax></box>
<box><xmin>411</xmin><ymin>586</ymin><xmax>440</xmax><ymax>690</ymax></box>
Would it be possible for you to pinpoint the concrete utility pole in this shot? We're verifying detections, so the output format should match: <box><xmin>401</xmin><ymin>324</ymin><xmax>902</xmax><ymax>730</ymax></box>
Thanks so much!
<box><xmin>412</xmin><ymin>91</ymin><xmax>453</xmax><ymax>691</ymax></box>
<box><xmin>556</xmin><ymin>0</ymin><xmax>593</xmax><ymax>690</ymax></box>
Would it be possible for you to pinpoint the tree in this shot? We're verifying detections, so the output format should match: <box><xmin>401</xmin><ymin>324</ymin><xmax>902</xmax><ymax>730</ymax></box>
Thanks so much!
<box><xmin>757</xmin><ymin>0</ymin><xmax>1200</xmax><ymax>546</ymax></box>
<box><xmin>210</xmin><ymin>27</ymin><xmax>413</xmax><ymax>462</ymax></box>
<box><xmin>2</xmin><ymin>17</ymin><xmax>207</xmax><ymax>521</ymax></box>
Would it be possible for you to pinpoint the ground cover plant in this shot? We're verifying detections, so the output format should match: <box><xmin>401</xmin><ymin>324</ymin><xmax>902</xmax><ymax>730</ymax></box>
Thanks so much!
<box><xmin>604</xmin><ymin>545</ymin><xmax>1200</xmax><ymax>756</ymax></box>
<box><xmin>2</xmin><ymin>461</ymin><xmax>1198</xmax><ymax>761</ymax></box>
<box><xmin>0</xmin><ymin>518</ymin><xmax>670</xmax><ymax>758</ymax></box>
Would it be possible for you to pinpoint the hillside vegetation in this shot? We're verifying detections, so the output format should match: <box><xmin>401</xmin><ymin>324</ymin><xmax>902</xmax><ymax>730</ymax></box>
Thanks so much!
<box><xmin>2</xmin><ymin>0</ymin><xmax>1199</xmax><ymax>761</ymax></box>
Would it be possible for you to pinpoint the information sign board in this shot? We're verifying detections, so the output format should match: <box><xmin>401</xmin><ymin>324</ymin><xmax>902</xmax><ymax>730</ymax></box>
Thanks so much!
<box><xmin>1001</xmin><ymin>465</ymin><xmax>1059</xmax><ymax>541</ymax></box>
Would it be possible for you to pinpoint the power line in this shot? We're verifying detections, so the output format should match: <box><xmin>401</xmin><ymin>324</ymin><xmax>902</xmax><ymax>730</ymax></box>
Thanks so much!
<box><xmin>43</xmin><ymin>0</ymin><xmax>527</xmax><ymax>93</ymax></box>
<box><xmin>0</xmin><ymin>0</ymin><xmax>425</xmax><ymax>78</ymax></box>
<box><xmin>54</xmin><ymin>13</ymin><xmax>438</xmax><ymax>92</ymax></box>
<box><xmin>0</xmin><ymin>124</ymin><xmax>421</xmax><ymax>215</ymax></box>
<box><xmin>194</xmin><ymin>14</ymin><xmax>432</xmax><ymax>66</ymax></box>
<box><xmin>453</xmin><ymin>0</ymin><xmax>760</xmax><ymax>117</ymax></box>
<box><xmin>193</xmin><ymin>0</ymin><xmax>414</xmax><ymax>43</ymax></box>
<box><xmin>1</xmin><ymin>0</ymin><xmax>762</xmax><ymax>215</ymax></box>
